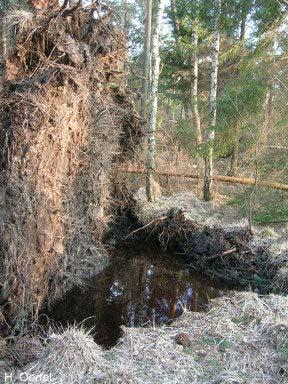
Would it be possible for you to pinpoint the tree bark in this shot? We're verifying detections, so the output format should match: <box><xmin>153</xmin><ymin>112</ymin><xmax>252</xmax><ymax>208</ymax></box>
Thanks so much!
<box><xmin>146</xmin><ymin>0</ymin><xmax>165</xmax><ymax>202</ymax></box>
<box><xmin>121</xmin><ymin>166</ymin><xmax>288</xmax><ymax>191</ymax></box>
<box><xmin>191</xmin><ymin>0</ymin><xmax>202</xmax><ymax>176</ymax></box>
<box><xmin>259</xmin><ymin>90</ymin><xmax>273</xmax><ymax>155</ymax></box>
<box><xmin>140</xmin><ymin>0</ymin><xmax>152</xmax><ymax>120</ymax></box>
<box><xmin>203</xmin><ymin>0</ymin><xmax>221</xmax><ymax>201</ymax></box>
<box><xmin>229</xmin><ymin>120</ymin><xmax>240</xmax><ymax>176</ymax></box>
<box><xmin>170</xmin><ymin>0</ymin><xmax>180</xmax><ymax>36</ymax></box>
<box><xmin>229</xmin><ymin>6</ymin><xmax>248</xmax><ymax>176</ymax></box>
<box><xmin>171</xmin><ymin>0</ymin><xmax>193</xmax><ymax>126</ymax></box>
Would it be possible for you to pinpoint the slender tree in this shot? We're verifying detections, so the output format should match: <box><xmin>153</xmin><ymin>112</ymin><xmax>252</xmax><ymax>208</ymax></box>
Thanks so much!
<box><xmin>229</xmin><ymin>0</ymin><xmax>250</xmax><ymax>176</ymax></box>
<box><xmin>146</xmin><ymin>0</ymin><xmax>165</xmax><ymax>202</ymax></box>
<box><xmin>170</xmin><ymin>0</ymin><xmax>192</xmax><ymax>123</ymax></box>
<box><xmin>203</xmin><ymin>0</ymin><xmax>221</xmax><ymax>201</ymax></box>
<box><xmin>191</xmin><ymin>0</ymin><xmax>202</xmax><ymax>173</ymax></box>
<box><xmin>140</xmin><ymin>0</ymin><xmax>153</xmax><ymax>120</ymax></box>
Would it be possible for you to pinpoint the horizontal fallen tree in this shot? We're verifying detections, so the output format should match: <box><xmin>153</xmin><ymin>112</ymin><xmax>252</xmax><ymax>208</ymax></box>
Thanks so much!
<box><xmin>119</xmin><ymin>166</ymin><xmax>288</xmax><ymax>191</ymax></box>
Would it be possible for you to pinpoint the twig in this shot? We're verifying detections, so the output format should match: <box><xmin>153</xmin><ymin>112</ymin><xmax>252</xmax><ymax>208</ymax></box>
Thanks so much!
<box><xmin>206</xmin><ymin>247</ymin><xmax>237</xmax><ymax>262</ymax></box>
<box><xmin>125</xmin><ymin>216</ymin><xmax>167</xmax><ymax>238</ymax></box>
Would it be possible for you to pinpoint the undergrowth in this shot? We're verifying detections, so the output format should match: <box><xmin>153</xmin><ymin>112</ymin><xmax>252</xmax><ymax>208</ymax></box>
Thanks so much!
<box><xmin>227</xmin><ymin>187</ymin><xmax>288</xmax><ymax>224</ymax></box>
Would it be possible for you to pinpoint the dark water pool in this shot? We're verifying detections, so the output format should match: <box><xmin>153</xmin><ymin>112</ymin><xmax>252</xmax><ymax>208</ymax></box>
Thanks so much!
<box><xmin>48</xmin><ymin>245</ymin><xmax>230</xmax><ymax>348</ymax></box>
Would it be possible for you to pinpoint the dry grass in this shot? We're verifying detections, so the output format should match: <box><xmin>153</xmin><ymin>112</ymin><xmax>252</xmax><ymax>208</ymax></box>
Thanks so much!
<box><xmin>112</xmin><ymin>292</ymin><xmax>288</xmax><ymax>384</ymax></box>
<box><xmin>5</xmin><ymin>291</ymin><xmax>288</xmax><ymax>383</ymax></box>
<box><xmin>135</xmin><ymin>189</ymin><xmax>245</xmax><ymax>227</ymax></box>
<box><xmin>11</xmin><ymin>327</ymin><xmax>108</xmax><ymax>383</ymax></box>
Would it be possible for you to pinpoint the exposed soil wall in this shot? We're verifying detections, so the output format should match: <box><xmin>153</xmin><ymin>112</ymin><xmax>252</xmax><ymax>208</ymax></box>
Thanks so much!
<box><xmin>0</xmin><ymin>3</ymin><xmax>142</xmax><ymax>329</ymax></box>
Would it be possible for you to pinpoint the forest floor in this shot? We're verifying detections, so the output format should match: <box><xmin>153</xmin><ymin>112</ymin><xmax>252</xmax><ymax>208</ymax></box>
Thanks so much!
<box><xmin>1</xmin><ymin>188</ymin><xmax>288</xmax><ymax>383</ymax></box>
<box><xmin>2</xmin><ymin>291</ymin><xmax>288</xmax><ymax>383</ymax></box>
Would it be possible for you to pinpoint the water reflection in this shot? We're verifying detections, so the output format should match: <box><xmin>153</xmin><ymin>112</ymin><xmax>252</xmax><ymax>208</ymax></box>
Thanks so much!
<box><xmin>49</xmin><ymin>246</ymin><xmax>224</xmax><ymax>348</ymax></box>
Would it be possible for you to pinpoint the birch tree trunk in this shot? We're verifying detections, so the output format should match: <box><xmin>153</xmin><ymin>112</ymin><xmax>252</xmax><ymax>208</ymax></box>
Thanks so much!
<box><xmin>191</xmin><ymin>0</ymin><xmax>202</xmax><ymax>175</ymax></box>
<box><xmin>146</xmin><ymin>0</ymin><xmax>165</xmax><ymax>202</ymax></box>
<box><xmin>140</xmin><ymin>0</ymin><xmax>153</xmax><ymax>120</ymax></box>
<box><xmin>203</xmin><ymin>0</ymin><xmax>221</xmax><ymax>201</ymax></box>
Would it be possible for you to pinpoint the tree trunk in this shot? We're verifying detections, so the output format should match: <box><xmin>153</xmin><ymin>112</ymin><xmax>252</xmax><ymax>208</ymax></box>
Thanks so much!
<box><xmin>191</xmin><ymin>0</ymin><xmax>202</xmax><ymax>176</ymax></box>
<box><xmin>240</xmin><ymin>10</ymin><xmax>246</xmax><ymax>40</ymax></box>
<box><xmin>259</xmin><ymin>90</ymin><xmax>273</xmax><ymax>155</ymax></box>
<box><xmin>170</xmin><ymin>0</ymin><xmax>180</xmax><ymax>36</ymax></box>
<box><xmin>183</xmin><ymin>100</ymin><xmax>192</xmax><ymax>122</ymax></box>
<box><xmin>170</xmin><ymin>0</ymin><xmax>193</xmax><ymax>126</ymax></box>
<box><xmin>229</xmin><ymin>121</ymin><xmax>240</xmax><ymax>176</ymax></box>
<box><xmin>123</xmin><ymin>0</ymin><xmax>128</xmax><ymax>31</ymax></box>
<box><xmin>140</xmin><ymin>0</ymin><xmax>152</xmax><ymax>120</ymax></box>
<box><xmin>146</xmin><ymin>0</ymin><xmax>165</xmax><ymax>202</ymax></box>
<box><xmin>229</xmin><ymin>7</ymin><xmax>247</xmax><ymax>176</ymax></box>
<box><xmin>203</xmin><ymin>0</ymin><xmax>221</xmax><ymax>201</ymax></box>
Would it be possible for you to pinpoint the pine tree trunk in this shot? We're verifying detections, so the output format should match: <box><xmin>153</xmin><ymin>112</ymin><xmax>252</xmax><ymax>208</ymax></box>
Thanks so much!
<box><xmin>171</xmin><ymin>0</ymin><xmax>180</xmax><ymax>35</ymax></box>
<box><xmin>140</xmin><ymin>0</ymin><xmax>152</xmax><ymax>120</ymax></box>
<box><xmin>259</xmin><ymin>91</ymin><xmax>273</xmax><ymax>154</ymax></box>
<box><xmin>171</xmin><ymin>0</ymin><xmax>192</xmax><ymax>127</ymax></box>
<box><xmin>183</xmin><ymin>100</ymin><xmax>192</xmax><ymax>123</ymax></box>
<box><xmin>229</xmin><ymin>120</ymin><xmax>240</xmax><ymax>176</ymax></box>
<box><xmin>229</xmin><ymin>8</ymin><xmax>247</xmax><ymax>176</ymax></box>
<box><xmin>191</xmin><ymin>0</ymin><xmax>202</xmax><ymax>175</ymax></box>
<box><xmin>146</xmin><ymin>0</ymin><xmax>165</xmax><ymax>202</ymax></box>
<box><xmin>123</xmin><ymin>0</ymin><xmax>128</xmax><ymax>31</ymax></box>
<box><xmin>203</xmin><ymin>0</ymin><xmax>221</xmax><ymax>201</ymax></box>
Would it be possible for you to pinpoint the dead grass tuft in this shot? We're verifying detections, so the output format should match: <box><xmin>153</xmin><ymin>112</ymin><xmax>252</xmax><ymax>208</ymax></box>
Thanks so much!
<box><xmin>13</xmin><ymin>328</ymin><xmax>107</xmax><ymax>383</ymax></box>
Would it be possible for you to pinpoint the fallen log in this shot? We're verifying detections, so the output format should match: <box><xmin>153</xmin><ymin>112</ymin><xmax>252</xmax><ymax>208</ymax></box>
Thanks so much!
<box><xmin>119</xmin><ymin>167</ymin><xmax>288</xmax><ymax>191</ymax></box>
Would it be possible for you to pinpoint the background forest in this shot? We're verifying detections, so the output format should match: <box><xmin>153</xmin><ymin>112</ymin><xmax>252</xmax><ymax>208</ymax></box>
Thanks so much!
<box><xmin>106</xmin><ymin>0</ymin><xmax>288</xmax><ymax>224</ymax></box>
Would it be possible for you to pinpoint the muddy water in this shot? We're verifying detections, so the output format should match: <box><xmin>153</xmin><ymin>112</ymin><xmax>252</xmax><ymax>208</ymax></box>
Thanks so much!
<box><xmin>48</xmin><ymin>244</ymin><xmax>229</xmax><ymax>348</ymax></box>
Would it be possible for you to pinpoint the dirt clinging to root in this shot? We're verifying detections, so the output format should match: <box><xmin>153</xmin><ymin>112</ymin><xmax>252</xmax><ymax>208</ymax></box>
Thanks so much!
<box><xmin>0</xmin><ymin>3</ymin><xmax>142</xmax><ymax>330</ymax></box>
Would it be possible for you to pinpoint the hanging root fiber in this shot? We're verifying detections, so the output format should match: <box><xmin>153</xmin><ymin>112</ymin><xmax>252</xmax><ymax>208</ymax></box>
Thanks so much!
<box><xmin>0</xmin><ymin>2</ymin><xmax>142</xmax><ymax>331</ymax></box>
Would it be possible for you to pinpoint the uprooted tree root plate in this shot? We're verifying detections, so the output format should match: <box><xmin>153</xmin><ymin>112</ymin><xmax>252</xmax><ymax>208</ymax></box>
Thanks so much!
<box><xmin>0</xmin><ymin>3</ymin><xmax>143</xmax><ymax>332</ymax></box>
<box><xmin>126</xmin><ymin>207</ymin><xmax>283</xmax><ymax>293</ymax></box>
